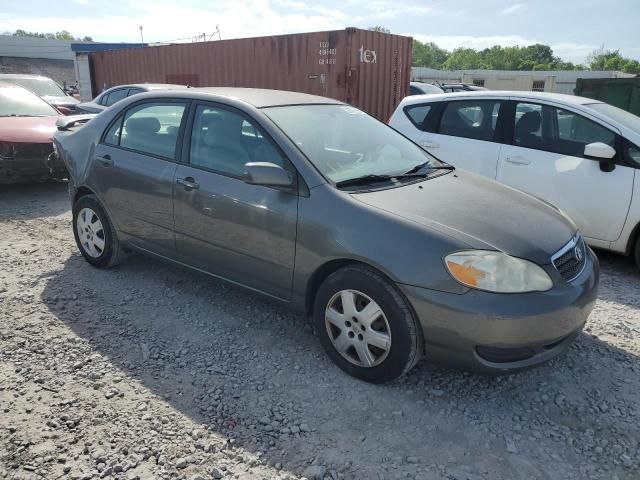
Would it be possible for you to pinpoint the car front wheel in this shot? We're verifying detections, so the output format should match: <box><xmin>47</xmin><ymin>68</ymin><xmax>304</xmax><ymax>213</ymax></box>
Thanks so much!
<box><xmin>72</xmin><ymin>194</ymin><xmax>125</xmax><ymax>268</ymax></box>
<box><xmin>314</xmin><ymin>265</ymin><xmax>423</xmax><ymax>383</ymax></box>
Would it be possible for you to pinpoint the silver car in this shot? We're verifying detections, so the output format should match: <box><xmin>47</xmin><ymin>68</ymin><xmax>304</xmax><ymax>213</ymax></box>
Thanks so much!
<box><xmin>54</xmin><ymin>88</ymin><xmax>599</xmax><ymax>383</ymax></box>
<box><xmin>76</xmin><ymin>83</ymin><xmax>190</xmax><ymax>114</ymax></box>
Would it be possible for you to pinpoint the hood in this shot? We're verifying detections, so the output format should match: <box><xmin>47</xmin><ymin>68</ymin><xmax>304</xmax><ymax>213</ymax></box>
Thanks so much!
<box><xmin>0</xmin><ymin>116</ymin><xmax>58</xmax><ymax>143</ymax></box>
<box><xmin>42</xmin><ymin>95</ymin><xmax>80</xmax><ymax>106</ymax></box>
<box><xmin>352</xmin><ymin>171</ymin><xmax>576</xmax><ymax>265</ymax></box>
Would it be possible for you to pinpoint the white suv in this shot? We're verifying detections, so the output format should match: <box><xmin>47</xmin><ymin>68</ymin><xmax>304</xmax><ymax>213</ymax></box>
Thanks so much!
<box><xmin>389</xmin><ymin>91</ymin><xmax>640</xmax><ymax>267</ymax></box>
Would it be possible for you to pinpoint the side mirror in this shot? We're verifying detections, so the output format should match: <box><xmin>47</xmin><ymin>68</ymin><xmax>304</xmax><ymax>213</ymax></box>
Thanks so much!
<box><xmin>56</xmin><ymin>106</ymin><xmax>72</xmax><ymax>116</ymax></box>
<box><xmin>584</xmin><ymin>142</ymin><xmax>616</xmax><ymax>172</ymax></box>
<box><xmin>242</xmin><ymin>162</ymin><xmax>293</xmax><ymax>188</ymax></box>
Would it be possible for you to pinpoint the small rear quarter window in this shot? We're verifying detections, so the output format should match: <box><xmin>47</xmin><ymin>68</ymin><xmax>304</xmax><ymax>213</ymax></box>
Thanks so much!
<box><xmin>404</xmin><ymin>104</ymin><xmax>432</xmax><ymax>128</ymax></box>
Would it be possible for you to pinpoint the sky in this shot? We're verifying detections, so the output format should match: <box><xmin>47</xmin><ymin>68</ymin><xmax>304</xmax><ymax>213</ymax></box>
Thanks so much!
<box><xmin>2</xmin><ymin>0</ymin><xmax>639</xmax><ymax>64</ymax></box>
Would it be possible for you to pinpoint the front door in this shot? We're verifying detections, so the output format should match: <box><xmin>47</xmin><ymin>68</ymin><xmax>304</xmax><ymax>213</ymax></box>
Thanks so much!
<box><xmin>91</xmin><ymin>101</ymin><xmax>188</xmax><ymax>257</ymax></box>
<box><xmin>419</xmin><ymin>99</ymin><xmax>503</xmax><ymax>178</ymax></box>
<box><xmin>173</xmin><ymin>103</ymin><xmax>298</xmax><ymax>300</ymax></box>
<box><xmin>497</xmin><ymin>101</ymin><xmax>633</xmax><ymax>243</ymax></box>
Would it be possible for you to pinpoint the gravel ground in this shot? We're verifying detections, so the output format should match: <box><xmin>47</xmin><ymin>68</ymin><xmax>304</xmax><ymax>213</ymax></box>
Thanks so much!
<box><xmin>1</xmin><ymin>182</ymin><xmax>639</xmax><ymax>480</ymax></box>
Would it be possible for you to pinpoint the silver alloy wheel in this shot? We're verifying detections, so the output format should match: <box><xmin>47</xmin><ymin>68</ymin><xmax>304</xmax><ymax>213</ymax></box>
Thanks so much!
<box><xmin>76</xmin><ymin>207</ymin><xmax>106</xmax><ymax>258</ymax></box>
<box><xmin>325</xmin><ymin>289</ymin><xmax>392</xmax><ymax>368</ymax></box>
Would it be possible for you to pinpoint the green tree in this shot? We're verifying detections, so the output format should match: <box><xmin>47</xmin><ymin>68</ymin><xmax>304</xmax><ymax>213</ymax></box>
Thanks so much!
<box><xmin>368</xmin><ymin>26</ymin><xmax>390</xmax><ymax>33</ymax></box>
<box><xmin>443</xmin><ymin>48</ymin><xmax>483</xmax><ymax>70</ymax></box>
<box><xmin>10</xmin><ymin>29</ymin><xmax>92</xmax><ymax>42</ymax></box>
<box><xmin>54</xmin><ymin>30</ymin><xmax>74</xmax><ymax>40</ymax></box>
<box><xmin>587</xmin><ymin>48</ymin><xmax>640</xmax><ymax>74</ymax></box>
<box><xmin>412</xmin><ymin>40</ymin><xmax>449</xmax><ymax>68</ymax></box>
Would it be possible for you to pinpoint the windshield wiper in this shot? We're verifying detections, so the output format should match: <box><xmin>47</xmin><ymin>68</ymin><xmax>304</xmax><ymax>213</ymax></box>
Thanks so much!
<box><xmin>403</xmin><ymin>161</ymin><xmax>455</xmax><ymax>175</ymax></box>
<box><xmin>335</xmin><ymin>172</ymin><xmax>429</xmax><ymax>188</ymax></box>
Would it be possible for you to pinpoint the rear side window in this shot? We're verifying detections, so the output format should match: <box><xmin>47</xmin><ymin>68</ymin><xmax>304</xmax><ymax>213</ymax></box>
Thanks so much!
<box><xmin>127</xmin><ymin>88</ymin><xmax>144</xmax><ymax>97</ymax></box>
<box><xmin>439</xmin><ymin>100</ymin><xmax>501</xmax><ymax>141</ymax></box>
<box><xmin>104</xmin><ymin>88</ymin><xmax>128</xmax><ymax>106</ymax></box>
<box><xmin>404</xmin><ymin>104</ymin><xmax>432</xmax><ymax>128</ymax></box>
<box><xmin>105</xmin><ymin>102</ymin><xmax>187</xmax><ymax>159</ymax></box>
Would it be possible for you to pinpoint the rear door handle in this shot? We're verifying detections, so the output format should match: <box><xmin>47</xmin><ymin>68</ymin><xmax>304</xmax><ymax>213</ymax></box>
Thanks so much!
<box><xmin>176</xmin><ymin>177</ymin><xmax>200</xmax><ymax>190</ymax></box>
<box><xmin>505</xmin><ymin>155</ymin><xmax>530</xmax><ymax>165</ymax></box>
<box><xmin>419</xmin><ymin>140</ymin><xmax>440</xmax><ymax>149</ymax></box>
<box><xmin>96</xmin><ymin>154</ymin><xmax>113</xmax><ymax>167</ymax></box>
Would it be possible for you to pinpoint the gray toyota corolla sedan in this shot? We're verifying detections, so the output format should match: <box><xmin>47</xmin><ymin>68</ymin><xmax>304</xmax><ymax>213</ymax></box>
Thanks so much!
<box><xmin>54</xmin><ymin>88</ymin><xmax>599</xmax><ymax>383</ymax></box>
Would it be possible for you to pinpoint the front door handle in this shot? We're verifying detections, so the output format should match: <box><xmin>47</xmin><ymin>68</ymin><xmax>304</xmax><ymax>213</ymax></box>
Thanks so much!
<box><xmin>176</xmin><ymin>177</ymin><xmax>200</xmax><ymax>190</ymax></box>
<box><xmin>505</xmin><ymin>155</ymin><xmax>531</xmax><ymax>165</ymax></box>
<box><xmin>96</xmin><ymin>154</ymin><xmax>113</xmax><ymax>167</ymax></box>
<box><xmin>419</xmin><ymin>140</ymin><xmax>440</xmax><ymax>149</ymax></box>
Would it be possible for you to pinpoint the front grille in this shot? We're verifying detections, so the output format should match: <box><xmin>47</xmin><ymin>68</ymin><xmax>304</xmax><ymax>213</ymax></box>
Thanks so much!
<box><xmin>552</xmin><ymin>235</ymin><xmax>587</xmax><ymax>282</ymax></box>
<box><xmin>476</xmin><ymin>346</ymin><xmax>535</xmax><ymax>363</ymax></box>
<box><xmin>13</xmin><ymin>143</ymin><xmax>54</xmax><ymax>160</ymax></box>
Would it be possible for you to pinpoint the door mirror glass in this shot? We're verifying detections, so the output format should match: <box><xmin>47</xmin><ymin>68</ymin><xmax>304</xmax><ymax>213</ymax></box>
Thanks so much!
<box><xmin>243</xmin><ymin>162</ymin><xmax>293</xmax><ymax>187</ymax></box>
<box><xmin>584</xmin><ymin>142</ymin><xmax>616</xmax><ymax>160</ymax></box>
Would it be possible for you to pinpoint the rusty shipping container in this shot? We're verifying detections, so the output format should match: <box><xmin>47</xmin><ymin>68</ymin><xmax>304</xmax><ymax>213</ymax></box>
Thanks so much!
<box><xmin>88</xmin><ymin>28</ymin><xmax>412</xmax><ymax>120</ymax></box>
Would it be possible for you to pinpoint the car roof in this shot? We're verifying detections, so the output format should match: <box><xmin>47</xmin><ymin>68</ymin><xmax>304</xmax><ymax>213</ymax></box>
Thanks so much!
<box><xmin>0</xmin><ymin>74</ymin><xmax>52</xmax><ymax>80</ymax></box>
<box><xmin>400</xmin><ymin>90</ymin><xmax>603</xmax><ymax>107</ymax></box>
<box><xmin>137</xmin><ymin>87</ymin><xmax>345</xmax><ymax>108</ymax></box>
<box><xmin>106</xmin><ymin>83</ymin><xmax>189</xmax><ymax>91</ymax></box>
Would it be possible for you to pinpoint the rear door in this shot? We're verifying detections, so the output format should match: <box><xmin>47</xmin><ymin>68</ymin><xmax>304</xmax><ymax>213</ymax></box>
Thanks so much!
<box><xmin>417</xmin><ymin>99</ymin><xmax>504</xmax><ymax>178</ymax></box>
<box><xmin>497</xmin><ymin>101</ymin><xmax>633</xmax><ymax>243</ymax></box>
<box><xmin>172</xmin><ymin>103</ymin><xmax>298</xmax><ymax>300</ymax></box>
<box><xmin>91</xmin><ymin>100</ymin><xmax>188</xmax><ymax>257</ymax></box>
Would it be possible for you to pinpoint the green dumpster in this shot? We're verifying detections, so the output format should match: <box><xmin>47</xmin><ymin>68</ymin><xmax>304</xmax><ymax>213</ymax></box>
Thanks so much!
<box><xmin>575</xmin><ymin>77</ymin><xmax>640</xmax><ymax>117</ymax></box>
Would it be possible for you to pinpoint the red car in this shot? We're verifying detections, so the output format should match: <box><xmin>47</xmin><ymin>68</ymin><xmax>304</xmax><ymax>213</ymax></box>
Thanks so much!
<box><xmin>0</xmin><ymin>81</ymin><xmax>68</xmax><ymax>183</ymax></box>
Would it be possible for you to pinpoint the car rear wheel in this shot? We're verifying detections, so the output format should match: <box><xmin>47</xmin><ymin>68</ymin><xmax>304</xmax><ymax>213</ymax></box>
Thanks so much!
<box><xmin>313</xmin><ymin>265</ymin><xmax>423</xmax><ymax>383</ymax></box>
<box><xmin>72</xmin><ymin>195</ymin><xmax>125</xmax><ymax>268</ymax></box>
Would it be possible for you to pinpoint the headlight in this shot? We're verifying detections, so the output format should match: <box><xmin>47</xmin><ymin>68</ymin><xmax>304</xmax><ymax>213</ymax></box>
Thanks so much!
<box><xmin>445</xmin><ymin>250</ymin><xmax>553</xmax><ymax>293</ymax></box>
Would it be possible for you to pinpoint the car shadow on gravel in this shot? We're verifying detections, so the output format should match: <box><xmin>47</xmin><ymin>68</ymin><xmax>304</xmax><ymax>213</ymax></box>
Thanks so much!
<box><xmin>593</xmin><ymin>249</ymin><xmax>640</xmax><ymax>309</ymax></box>
<box><xmin>0</xmin><ymin>181</ymin><xmax>69</xmax><ymax>221</ymax></box>
<box><xmin>40</xmin><ymin>252</ymin><xmax>640</xmax><ymax>479</ymax></box>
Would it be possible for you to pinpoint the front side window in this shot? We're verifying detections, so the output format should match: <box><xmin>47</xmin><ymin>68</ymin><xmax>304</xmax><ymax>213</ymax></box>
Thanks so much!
<box><xmin>104</xmin><ymin>116</ymin><xmax>123</xmax><ymax>146</ymax></box>
<box><xmin>514</xmin><ymin>102</ymin><xmax>616</xmax><ymax>157</ymax></box>
<box><xmin>626</xmin><ymin>143</ymin><xmax>640</xmax><ymax>167</ymax></box>
<box><xmin>263</xmin><ymin>104</ymin><xmax>442</xmax><ymax>185</ymax></box>
<box><xmin>439</xmin><ymin>100</ymin><xmax>501</xmax><ymax>142</ymax></box>
<box><xmin>189</xmin><ymin>105</ymin><xmax>286</xmax><ymax>177</ymax></box>
<box><xmin>109</xmin><ymin>102</ymin><xmax>187</xmax><ymax>158</ymax></box>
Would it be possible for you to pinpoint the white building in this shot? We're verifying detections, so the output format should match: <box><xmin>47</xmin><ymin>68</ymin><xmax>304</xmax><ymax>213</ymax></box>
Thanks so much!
<box><xmin>411</xmin><ymin>67</ymin><xmax>634</xmax><ymax>95</ymax></box>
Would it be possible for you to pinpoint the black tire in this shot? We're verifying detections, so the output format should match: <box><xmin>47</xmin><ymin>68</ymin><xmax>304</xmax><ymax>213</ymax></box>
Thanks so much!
<box><xmin>72</xmin><ymin>194</ymin><xmax>125</xmax><ymax>268</ymax></box>
<box><xmin>313</xmin><ymin>265</ymin><xmax>423</xmax><ymax>383</ymax></box>
<box><xmin>635</xmin><ymin>236</ymin><xmax>640</xmax><ymax>271</ymax></box>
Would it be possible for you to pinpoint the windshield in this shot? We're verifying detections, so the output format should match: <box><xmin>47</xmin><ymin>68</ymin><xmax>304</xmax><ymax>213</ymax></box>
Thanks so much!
<box><xmin>0</xmin><ymin>87</ymin><xmax>58</xmax><ymax>117</ymax></box>
<box><xmin>6</xmin><ymin>77</ymin><xmax>66</xmax><ymax>98</ymax></box>
<box><xmin>263</xmin><ymin>104</ymin><xmax>441</xmax><ymax>185</ymax></box>
<box><xmin>586</xmin><ymin>103</ymin><xmax>640</xmax><ymax>133</ymax></box>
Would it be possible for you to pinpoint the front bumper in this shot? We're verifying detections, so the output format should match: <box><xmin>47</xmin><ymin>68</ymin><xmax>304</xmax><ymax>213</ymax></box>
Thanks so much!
<box><xmin>0</xmin><ymin>152</ymin><xmax>67</xmax><ymax>184</ymax></box>
<box><xmin>400</xmin><ymin>248</ymin><xmax>599</xmax><ymax>374</ymax></box>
